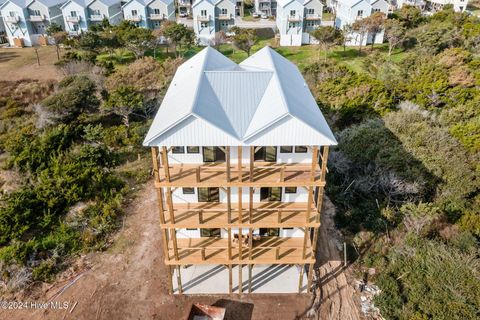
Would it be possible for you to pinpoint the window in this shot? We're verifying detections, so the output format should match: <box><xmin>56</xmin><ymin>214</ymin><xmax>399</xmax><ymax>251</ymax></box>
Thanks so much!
<box><xmin>280</xmin><ymin>146</ymin><xmax>293</xmax><ymax>153</ymax></box>
<box><xmin>131</xmin><ymin>10</ymin><xmax>138</xmax><ymax>16</ymax></box>
<box><xmin>201</xmin><ymin>228</ymin><xmax>221</xmax><ymax>237</ymax></box>
<box><xmin>182</xmin><ymin>187</ymin><xmax>195</xmax><ymax>194</ymax></box>
<box><xmin>70</xmin><ymin>11</ymin><xmax>77</xmax><ymax>17</ymax></box>
<box><xmin>186</xmin><ymin>228</ymin><xmax>197</xmax><ymax>230</ymax></box>
<box><xmin>283</xmin><ymin>227</ymin><xmax>293</xmax><ymax>230</ymax></box>
<box><xmin>187</xmin><ymin>146</ymin><xmax>200</xmax><ymax>153</ymax></box>
<box><xmin>260</xmin><ymin>187</ymin><xmax>282</xmax><ymax>202</ymax></box>
<box><xmin>285</xmin><ymin>187</ymin><xmax>297</xmax><ymax>194</ymax></box>
<box><xmin>254</xmin><ymin>147</ymin><xmax>277</xmax><ymax>162</ymax></box>
<box><xmin>259</xmin><ymin>228</ymin><xmax>279</xmax><ymax>236</ymax></box>
<box><xmin>172</xmin><ymin>146</ymin><xmax>185</xmax><ymax>153</ymax></box>
<box><xmin>201</xmin><ymin>9</ymin><xmax>207</xmax><ymax>16</ymax></box>
<box><xmin>9</xmin><ymin>11</ymin><xmax>15</xmax><ymax>17</ymax></box>
<box><xmin>200</xmin><ymin>21</ymin><xmax>208</xmax><ymax>28</ymax></box>
<box><xmin>73</xmin><ymin>24</ymin><xmax>79</xmax><ymax>31</ymax></box>
<box><xmin>295</xmin><ymin>146</ymin><xmax>308</xmax><ymax>153</ymax></box>
<box><xmin>198</xmin><ymin>187</ymin><xmax>220</xmax><ymax>202</ymax></box>
<box><xmin>288</xmin><ymin>22</ymin><xmax>296</xmax><ymax>28</ymax></box>
<box><xmin>92</xmin><ymin>9</ymin><xmax>100</xmax><ymax>15</ymax></box>
<box><xmin>221</xmin><ymin>8</ymin><xmax>227</xmax><ymax>14</ymax></box>
<box><xmin>32</xmin><ymin>9</ymin><xmax>41</xmax><ymax>16</ymax></box>
<box><xmin>153</xmin><ymin>8</ymin><xmax>160</xmax><ymax>14</ymax></box>
<box><xmin>307</xmin><ymin>8</ymin><xmax>314</xmax><ymax>14</ymax></box>
<box><xmin>372</xmin><ymin>8</ymin><xmax>380</xmax><ymax>12</ymax></box>
<box><xmin>357</xmin><ymin>10</ymin><xmax>363</xmax><ymax>17</ymax></box>
<box><xmin>290</xmin><ymin>10</ymin><xmax>296</xmax><ymax>16</ymax></box>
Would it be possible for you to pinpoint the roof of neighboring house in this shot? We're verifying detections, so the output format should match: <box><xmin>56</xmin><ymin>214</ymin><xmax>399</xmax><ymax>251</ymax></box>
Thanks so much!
<box><xmin>122</xmin><ymin>0</ymin><xmax>173</xmax><ymax>7</ymax></box>
<box><xmin>336</xmin><ymin>0</ymin><xmax>366</xmax><ymax>7</ymax></box>
<box><xmin>143</xmin><ymin>46</ymin><xmax>337</xmax><ymax>147</ymax></box>
<box><xmin>192</xmin><ymin>0</ymin><xmax>235</xmax><ymax>8</ymax></box>
<box><xmin>1</xmin><ymin>0</ymin><xmax>65</xmax><ymax>8</ymax></box>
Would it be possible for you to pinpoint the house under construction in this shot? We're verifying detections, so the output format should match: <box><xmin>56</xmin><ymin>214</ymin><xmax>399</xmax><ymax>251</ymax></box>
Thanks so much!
<box><xmin>143</xmin><ymin>46</ymin><xmax>337</xmax><ymax>294</ymax></box>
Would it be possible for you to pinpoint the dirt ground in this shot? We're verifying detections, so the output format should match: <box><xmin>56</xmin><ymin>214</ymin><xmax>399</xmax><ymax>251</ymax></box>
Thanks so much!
<box><xmin>0</xmin><ymin>46</ymin><xmax>62</xmax><ymax>81</ymax></box>
<box><xmin>0</xmin><ymin>183</ymin><xmax>361</xmax><ymax>320</ymax></box>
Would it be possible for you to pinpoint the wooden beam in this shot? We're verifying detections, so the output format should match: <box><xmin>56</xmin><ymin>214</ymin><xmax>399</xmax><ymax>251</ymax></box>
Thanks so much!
<box><xmin>238</xmin><ymin>187</ymin><xmax>243</xmax><ymax>224</ymax></box>
<box><xmin>161</xmin><ymin>229</ymin><xmax>170</xmax><ymax>261</ymax></box>
<box><xmin>312</xmin><ymin>228</ymin><xmax>319</xmax><ymax>255</ymax></box>
<box><xmin>302</xmin><ymin>227</ymin><xmax>309</xmax><ymax>260</ymax></box>
<box><xmin>156</xmin><ymin>187</ymin><xmax>165</xmax><ymax>224</ymax></box>
<box><xmin>238</xmin><ymin>264</ymin><xmax>243</xmax><ymax>294</ymax></box>
<box><xmin>167</xmin><ymin>187</ymin><xmax>175</xmax><ymax>224</ymax></box>
<box><xmin>155</xmin><ymin>180</ymin><xmax>327</xmax><ymax>188</ymax></box>
<box><xmin>161</xmin><ymin>146</ymin><xmax>171</xmax><ymax>182</ymax></box>
<box><xmin>226</xmin><ymin>146</ymin><xmax>231</xmax><ymax>182</ymax></box>
<box><xmin>227</xmin><ymin>228</ymin><xmax>232</xmax><ymax>260</ymax></box>
<box><xmin>306</xmin><ymin>187</ymin><xmax>313</xmax><ymax>223</ymax></box>
<box><xmin>151</xmin><ymin>147</ymin><xmax>160</xmax><ymax>182</ymax></box>
<box><xmin>307</xmin><ymin>263</ymin><xmax>314</xmax><ymax>293</ymax></box>
<box><xmin>227</xmin><ymin>187</ymin><xmax>232</xmax><ymax>224</ymax></box>
<box><xmin>172</xmin><ymin>228</ymin><xmax>179</xmax><ymax>261</ymax></box>
<box><xmin>310</xmin><ymin>146</ymin><xmax>319</xmax><ymax>182</ymax></box>
<box><xmin>298</xmin><ymin>264</ymin><xmax>305</xmax><ymax>293</ymax></box>
<box><xmin>248</xmin><ymin>228</ymin><xmax>253</xmax><ymax>260</ymax></box>
<box><xmin>176</xmin><ymin>265</ymin><xmax>183</xmax><ymax>294</ymax></box>
<box><xmin>316</xmin><ymin>187</ymin><xmax>324</xmax><ymax>215</ymax></box>
<box><xmin>320</xmin><ymin>146</ymin><xmax>329</xmax><ymax>182</ymax></box>
<box><xmin>228</xmin><ymin>264</ymin><xmax>233</xmax><ymax>294</ymax></box>
<box><xmin>238</xmin><ymin>146</ymin><xmax>242</xmax><ymax>182</ymax></box>
<box><xmin>248</xmin><ymin>264</ymin><xmax>253</xmax><ymax>293</ymax></box>
<box><xmin>166</xmin><ymin>265</ymin><xmax>173</xmax><ymax>294</ymax></box>
<box><xmin>249</xmin><ymin>187</ymin><xmax>253</xmax><ymax>223</ymax></box>
<box><xmin>249</xmin><ymin>146</ymin><xmax>254</xmax><ymax>182</ymax></box>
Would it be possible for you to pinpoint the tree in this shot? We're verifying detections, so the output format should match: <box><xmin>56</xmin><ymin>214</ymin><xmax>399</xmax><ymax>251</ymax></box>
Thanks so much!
<box><xmin>42</xmin><ymin>75</ymin><xmax>99</xmax><ymax>123</ymax></box>
<box><xmin>310</xmin><ymin>26</ymin><xmax>343</xmax><ymax>62</ymax></box>
<box><xmin>352</xmin><ymin>18</ymin><xmax>369</xmax><ymax>53</ymax></box>
<box><xmin>52</xmin><ymin>31</ymin><xmax>68</xmax><ymax>60</ymax></box>
<box><xmin>46</xmin><ymin>22</ymin><xmax>63</xmax><ymax>36</ymax></box>
<box><xmin>231</xmin><ymin>27</ymin><xmax>257</xmax><ymax>56</ymax></box>
<box><xmin>364</xmin><ymin>12</ymin><xmax>386</xmax><ymax>49</ymax></box>
<box><xmin>116</xmin><ymin>21</ymin><xmax>154</xmax><ymax>58</ymax></box>
<box><xmin>103</xmin><ymin>85</ymin><xmax>144</xmax><ymax>127</ymax></box>
<box><xmin>341</xmin><ymin>24</ymin><xmax>354</xmax><ymax>51</ymax></box>
<box><xmin>384</xmin><ymin>19</ymin><xmax>406</xmax><ymax>56</ymax></box>
<box><xmin>160</xmin><ymin>21</ymin><xmax>196</xmax><ymax>57</ymax></box>
<box><xmin>213</xmin><ymin>30</ymin><xmax>228</xmax><ymax>48</ymax></box>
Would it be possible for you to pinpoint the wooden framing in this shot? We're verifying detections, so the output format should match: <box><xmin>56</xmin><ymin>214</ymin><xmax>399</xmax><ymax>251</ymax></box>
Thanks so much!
<box><xmin>151</xmin><ymin>145</ymin><xmax>331</xmax><ymax>295</ymax></box>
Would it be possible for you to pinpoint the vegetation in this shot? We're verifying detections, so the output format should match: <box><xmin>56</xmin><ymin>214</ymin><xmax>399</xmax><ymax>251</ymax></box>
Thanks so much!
<box><xmin>302</xmin><ymin>6</ymin><xmax>480</xmax><ymax>319</ymax></box>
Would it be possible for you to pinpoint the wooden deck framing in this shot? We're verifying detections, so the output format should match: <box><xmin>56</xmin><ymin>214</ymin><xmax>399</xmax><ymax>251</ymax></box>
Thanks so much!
<box><xmin>151</xmin><ymin>145</ymin><xmax>330</xmax><ymax>295</ymax></box>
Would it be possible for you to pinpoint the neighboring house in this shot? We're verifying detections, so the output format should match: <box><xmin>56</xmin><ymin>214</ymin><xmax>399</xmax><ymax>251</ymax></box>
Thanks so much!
<box><xmin>332</xmin><ymin>0</ymin><xmax>389</xmax><ymax>46</ymax></box>
<box><xmin>276</xmin><ymin>0</ymin><xmax>322</xmax><ymax>46</ymax></box>
<box><xmin>193</xmin><ymin>0</ymin><xmax>235</xmax><ymax>45</ymax></box>
<box><xmin>255</xmin><ymin>0</ymin><xmax>277</xmax><ymax>16</ymax></box>
<box><xmin>177</xmin><ymin>0</ymin><xmax>193</xmax><ymax>17</ymax></box>
<box><xmin>61</xmin><ymin>0</ymin><xmax>89</xmax><ymax>34</ymax></box>
<box><xmin>1</xmin><ymin>0</ymin><xmax>65</xmax><ymax>47</ymax></box>
<box><xmin>143</xmin><ymin>46</ymin><xmax>337</xmax><ymax>294</ymax></box>
<box><xmin>397</xmin><ymin>0</ymin><xmax>468</xmax><ymax>12</ymax></box>
<box><xmin>86</xmin><ymin>0</ymin><xmax>122</xmax><ymax>27</ymax></box>
<box><xmin>122</xmin><ymin>0</ymin><xmax>175</xmax><ymax>30</ymax></box>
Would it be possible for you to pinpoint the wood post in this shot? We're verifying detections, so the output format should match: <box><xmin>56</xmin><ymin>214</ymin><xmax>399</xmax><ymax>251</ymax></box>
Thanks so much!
<box><xmin>167</xmin><ymin>187</ymin><xmax>175</xmax><ymax>224</ymax></box>
<box><xmin>161</xmin><ymin>146</ymin><xmax>171</xmax><ymax>182</ymax></box>
<box><xmin>176</xmin><ymin>265</ymin><xmax>183</xmax><ymax>294</ymax></box>
<box><xmin>248</xmin><ymin>264</ymin><xmax>253</xmax><ymax>293</ymax></box>
<box><xmin>306</xmin><ymin>186</ymin><xmax>313</xmax><ymax>223</ymax></box>
<box><xmin>228</xmin><ymin>264</ymin><xmax>233</xmax><ymax>294</ymax></box>
<box><xmin>311</xmin><ymin>146</ymin><xmax>319</xmax><ymax>182</ymax></box>
<box><xmin>151</xmin><ymin>147</ymin><xmax>160</xmax><ymax>182</ymax></box>
<box><xmin>249</xmin><ymin>187</ymin><xmax>253</xmax><ymax>223</ymax></box>
<box><xmin>320</xmin><ymin>146</ymin><xmax>329</xmax><ymax>182</ymax></box>
<box><xmin>226</xmin><ymin>146</ymin><xmax>231</xmax><ymax>182</ymax></box>
<box><xmin>167</xmin><ymin>265</ymin><xmax>173</xmax><ymax>294</ymax></box>
<box><xmin>249</xmin><ymin>146</ymin><xmax>254</xmax><ymax>182</ymax></box>
<box><xmin>228</xmin><ymin>228</ymin><xmax>232</xmax><ymax>260</ymax></box>
<box><xmin>196</xmin><ymin>166</ymin><xmax>200</xmax><ymax>182</ymax></box>
<box><xmin>307</xmin><ymin>263</ymin><xmax>314</xmax><ymax>293</ymax></box>
<box><xmin>172</xmin><ymin>228</ymin><xmax>179</xmax><ymax>261</ymax></box>
<box><xmin>239</xmin><ymin>264</ymin><xmax>243</xmax><ymax>294</ymax></box>
<box><xmin>238</xmin><ymin>146</ymin><xmax>242</xmax><ymax>182</ymax></box>
<box><xmin>227</xmin><ymin>187</ymin><xmax>232</xmax><ymax>224</ymax></box>
<box><xmin>302</xmin><ymin>227</ymin><xmax>309</xmax><ymax>260</ymax></box>
<box><xmin>298</xmin><ymin>264</ymin><xmax>305</xmax><ymax>293</ymax></box>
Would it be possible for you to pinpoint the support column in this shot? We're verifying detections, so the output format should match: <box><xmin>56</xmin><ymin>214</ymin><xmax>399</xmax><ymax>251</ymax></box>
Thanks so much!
<box><xmin>298</xmin><ymin>264</ymin><xmax>305</xmax><ymax>293</ymax></box>
<box><xmin>166</xmin><ymin>265</ymin><xmax>173</xmax><ymax>294</ymax></box>
<box><xmin>161</xmin><ymin>146</ymin><xmax>171</xmax><ymax>182</ymax></box>
<box><xmin>176</xmin><ymin>265</ymin><xmax>183</xmax><ymax>294</ymax></box>
<box><xmin>307</xmin><ymin>263</ymin><xmax>314</xmax><ymax>293</ymax></box>
<box><xmin>228</xmin><ymin>264</ymin><xmax>233</xmax><ymax>294</ymax></box>
<box><xmin>226</xmin><ymin>146</ymin><xmax>231</xmax><ymax>182</ymax></box>
<box><xmin>227</xmin><ymin>187</ymin><xmax>232</xmax><ymax>224</ymax></box>
<box><xmin>320</xmin><ymin>146</ymin><xmax>329</xmax><ymax>182</ymax></box>
<box><xmin>248</xmin><ymin>264</ymin><xmax>253</xmax><ymax>293</ymax></box>
<box><xmin>239</xmin><ymin>264</ymin><xmax>243</xmax><ymax>294</ymax></box>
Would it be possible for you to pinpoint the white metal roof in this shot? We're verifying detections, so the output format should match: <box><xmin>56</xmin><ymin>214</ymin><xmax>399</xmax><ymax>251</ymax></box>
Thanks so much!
<box><xmin>143</xmin><ymin>46</ymin><xmax>337</xmax><ymax>147</ymax></box>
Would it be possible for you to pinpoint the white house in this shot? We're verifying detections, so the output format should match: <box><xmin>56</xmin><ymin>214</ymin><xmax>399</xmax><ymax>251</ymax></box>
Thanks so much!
<box><xmin>122</xmin><ymin>0</ymin><xmax>175</xmax><ymax>29</ymax></box>
<box><xmin>61</xmin><ymin>0</ymin><xmax>89</xmax><ymax>34</ymax></box>
<box><xmin>86</xmin><ymin>0</ymin><xmax>122</xmax><ymax>26</ymax></box>
<box><xmin>255</xmin><ymin>0</ymin><xmax>277</xmax><ymax>16</ymax></box>
<box><xmin>193</xmin><ymin>0</ymin><xmax>236</xmax><ymax>45</ymax></box>
<box><xmin>1</xmin><ymin>0</ymin><xmax>66</xmax><ymax>47</ymax></box>
<box><xmin>275</xmin><ymin>0</ymin><xmax>322</xmax><ymax>46</ymax></box>
<box><xmin>332</xmin><ymin>0</ymin><xmax>388</xmax><ymax>46</ymax></box>
<box><xmin>143</xmin><ymin>46</ymin><xmax>336</xmax><ymax>294</ymax></box>
<box><xmin>397</xmin><ymin>0</ymin><xmax>468</xmax><ymax>12</ymax></box>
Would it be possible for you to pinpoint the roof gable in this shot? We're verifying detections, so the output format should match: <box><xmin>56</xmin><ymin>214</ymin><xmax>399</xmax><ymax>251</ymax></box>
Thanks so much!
<box><xmin>143</xmin><ymin>46</ymin><xmax>337</xmax><ymax>147</ymax></box>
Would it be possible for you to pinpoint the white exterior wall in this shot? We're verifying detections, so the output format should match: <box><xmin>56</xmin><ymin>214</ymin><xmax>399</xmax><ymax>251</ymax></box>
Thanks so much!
<box><xmin>62</xmin><ymin>1</ymin><xmax>89</xmax><ymax>34</ymax></box>
<box><xmin>147</xmin><ymin>0</ymin><xmax>175</xmax><ymax>30</ymax></box>
<box><xmin>193</xmin><ymin>0</ymin><xmax>215</xmax><ymax>45</ymax></box>
<box><xmin>215</xmin><ymin>0</ymin><xmax>235</xmax><ymax>32</ymax></box>
<box><xmin>276</xmin><ymin>1</ymin><xmax>304</xmax><ymax>46</ymax></box>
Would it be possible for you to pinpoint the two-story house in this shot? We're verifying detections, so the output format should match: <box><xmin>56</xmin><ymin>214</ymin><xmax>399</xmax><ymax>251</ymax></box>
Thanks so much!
<box><xmin>1</xmin><ymin>0</ymin><xmax>65</xmax><ymax>47</ymax></box>
<box><xmin>61</xmin><ymin>0</ymin><xmax>88</xmax><ymax>34</ymax></box>
<box><xmin>86</xmin><ymin>0</ymin><xmax>122</xmax><ymax>27</ymax></box>
<box><xmin>122</xmin><ymin>0</ymin><xmax>175</xmax><ymax>29</ymax></box>
<box><xmin>276</xmin><ymin>0</ymin><xmax>322</xmax><ymax>46</ymax></box>
<box><xmin>193</xmin><ymin>0</ymin><xmax>235</xmax><ymax>45</ymax></box>
<box><xmin>332</xmin><ymin>0</ymin><xmax>388</xmax><ymax>46</ymax></box>
<box><xmin>143</xmin><ymin>46</ymin><xmax>337</xmax><ymax>294</ymax></box>
<box><xmin>255</xmin><ymin>0</ymin><xmax>277</xmax><ymax>16</ymax></box>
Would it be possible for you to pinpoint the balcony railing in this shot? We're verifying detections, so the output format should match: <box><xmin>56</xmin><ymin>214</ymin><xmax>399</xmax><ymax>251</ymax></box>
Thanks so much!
<box><xmin>305</xmin><ymin>13</ymin><xmax>321</xmax><ymax>20</ymax></box>
<box><xmin>4</xmin><ymin>15</ymin><xmax>20</xmax><ymax>23</ymax></box>
<box><xmin>217</xmin><ymin>13</ymin><xmax>233</xmax><ymax>20</ymax></box>
<box><xmin>197</xmin><ymin>15</ymin><xmax>210</xmax><ymax>22</ymax></box>
<box><xmin>89</xmin><ymin>14</ymin><xmax>104</xmax><ymax>21</ymax></box>
<box><xmin>287</xmin><ymin>14</ymin><xmax>301</xmax><ymax>22</ymax></box>
<box><xmin>126</xmin><ymin>14</ymin><xmax>142</xmax><ymax>22</ymax></box>
<box><xmin>178</xmin><ymin>0</ymin><xmax>191</xmax><ymax>6</ymax></box>
<box><xmin>150</xmin><ymin>13</ymin><xmax>166</xmax><ymax>20</ymax></box>
<box><xmin>66</xmin><ymin>15</ymin><xmax>81</xmax><ymax>22</ymax></box>
<box><xmin>29</xmin><ymin>14</ymin><xmax>45</xmax><ymax>22</ymax></box>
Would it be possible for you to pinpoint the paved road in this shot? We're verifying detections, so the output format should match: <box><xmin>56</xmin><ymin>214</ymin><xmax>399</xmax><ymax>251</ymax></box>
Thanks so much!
<box><xmin>178</xmin><ymin>17</ymin><xmax>276</xmax><ymax>29</ymax></box>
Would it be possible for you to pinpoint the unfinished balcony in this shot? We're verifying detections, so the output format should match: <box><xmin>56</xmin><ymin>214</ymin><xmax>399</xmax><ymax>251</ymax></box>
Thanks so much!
<box><xmin>160</xmin><ymin>202</ymin><xmax>320</xmax><ymax>229</ymax></box>
<box><xmin>197</xmin><ymin>15</ymin><xmax>210</xmax><ymax>22</ymax></box>
<box><xmin>126</xmin><ymin>15</ymin><xmax>142</xmax><ymax>22</ymax></box>
<box><xmin>217</xmin><ymin>13</ymin><xmax>233</xmax><ymax>20</ymax></box>
<box><xmin>165</xmin><ymin>236</ymin><xmax>314</xmax><ymax>265</ymax></box>
<box><xmin>89</xmin><ymin>14</ymin><xmax>104</xmax><ymax>21</ymax></box>
<box><xmin>305</xmin><ymin>13</ymin><xmax>321</xmax><ymax>20</ymax></box>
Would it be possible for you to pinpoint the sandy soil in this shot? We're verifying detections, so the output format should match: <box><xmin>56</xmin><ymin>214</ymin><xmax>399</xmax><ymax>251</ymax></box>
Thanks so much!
<box><xmin>0</xmin><ymin>183</ymin><xmax>361</xmax><ymax>320</ymax></box>
<box><xmin>0</xmin><ymin>46</ymin><xmax>62</xmax><ymax>81</ymax></box>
